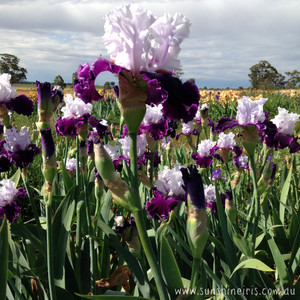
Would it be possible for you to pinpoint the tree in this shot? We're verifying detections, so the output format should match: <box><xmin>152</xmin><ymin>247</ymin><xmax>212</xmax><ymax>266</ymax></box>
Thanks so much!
<box><xmin>103</xmin><ymin>81</ymin><xmax>112</xmax><ymax>90</ymax></box>
<box><xmin>285</xmin><ymin>70</ymin><xmax>300</xmax><ymax>88</ymax></box>
<box><xmin>248</xmin><ymin>60</ymin><xmax>285</xmax><ymax>89</ymax></box>
<box><xmin>0</xmin><ymin>53</ymin><xmax>27</xmax><ymax>83</ymax></box>
<box><xmin>53</xmin><ymin>75</ymin><xmax>66</xmax><ymax>89</ymax></box>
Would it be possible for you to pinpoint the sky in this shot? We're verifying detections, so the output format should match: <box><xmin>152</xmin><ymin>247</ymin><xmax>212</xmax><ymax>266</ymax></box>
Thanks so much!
<box><xmin>1</xmin><ymin>0</ymin><xmax>300</xmax><ymax>88</ymax></box>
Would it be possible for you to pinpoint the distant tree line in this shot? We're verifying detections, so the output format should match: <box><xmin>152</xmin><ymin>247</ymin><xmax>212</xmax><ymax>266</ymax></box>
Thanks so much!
<box><xmin>248</xmin><ymin>60</ymin><xmax>300</xmax><ymax>89</ymax></box>
<box><xmin>2</xmin><ymin>54</ymin><xmax>300</xmax><ymax>90</ymax></box>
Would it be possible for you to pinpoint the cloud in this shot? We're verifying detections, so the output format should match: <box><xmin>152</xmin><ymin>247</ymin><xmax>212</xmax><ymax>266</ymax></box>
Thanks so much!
<box><xmin>1</xmin><ymin>0</ymin><xmax>300</xmax><ymax>88</ymax></box>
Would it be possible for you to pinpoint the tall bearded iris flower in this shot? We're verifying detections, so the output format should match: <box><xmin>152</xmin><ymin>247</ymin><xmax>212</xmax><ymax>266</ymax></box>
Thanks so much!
<box><xmin>0</xmin><ymin>179</ymin><xmax>27</xmax><ymax>222</ymax></box>
<box><xmin>263</xmin><ymin>107</ymin><xmax>300</xmax><ymax>153</ymax></box>
<box><xmin>0</xmin><ymin>74</ymin><xmax>33</xmax><ymax>128</ymax></box>
<box><xmin>55</xmin><ymin>94</ymin><xmax>92</xmax><ymax>137</ymax></box>
<box><xmin>3</xmin><ymin>127</ymin><xmax>40</xmax><ymax>169</ymax></box>
<box><xmin>74</xmin><ymin>5</ymin><xmax>199</xmax><ymax>133</ymax></box>
<box><xmin>146</xmin><ymin>164</ymin><xmax>185</xmax><ymax>219</ymax></box>
<box><xmin>103</xmin><ymin>5</ymin><xmax>190</xmax><ymax>75</ymax></box>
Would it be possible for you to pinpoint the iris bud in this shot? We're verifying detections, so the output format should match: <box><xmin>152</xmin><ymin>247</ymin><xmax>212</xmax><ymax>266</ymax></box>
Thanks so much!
<box><xmin>94</xmin><ymin>142</ymin><xmax>141</xmax><ymax>212</ymax></box>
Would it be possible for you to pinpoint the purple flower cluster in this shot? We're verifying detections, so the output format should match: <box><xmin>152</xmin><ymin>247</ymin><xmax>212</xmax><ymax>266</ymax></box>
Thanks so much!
<box><xmin>0</xmin><ymin>179</ymin><xmax>28</xmax><ymax>222</ymax></box>
<box><xmin>0</xmin><ymin>74</ymin><xmax>33</xmax><ymax>116</ymax></box>
<box><xmin>0</xmin><ymin>127</ymin><xmax>40</xmax><ymax>171</ymax></box>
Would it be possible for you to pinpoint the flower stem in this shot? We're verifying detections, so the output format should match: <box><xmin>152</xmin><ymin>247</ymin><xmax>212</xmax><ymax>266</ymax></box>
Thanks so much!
<box><xmin>249</xmin><ymin>155</ymin><xmax>259</xmax><ymax>254</ymax></box>
<box><xmin>84</xmin><ymin>182</ymin><xmax>95</xmax><ymax>294</ymax></box>
<box><xmin>133</xmin><ymin>211</ymin><xmax>169</xmax><ymax>300</ymax></box>
<box><xmin>189</xmin><ymin>257</ymin><xmax>201</xmax><ymax>289</ymax></box>
<box><xmin>244</xmin><ymin>155</ymin><xmax>259</xmax><ymax>255</ymax></box>
<box><xmin>45</xmin><ymin>192</ymin><xmax>57</xmax><ymax>300</ymax></box>
<box><xmin>129</xmin><ymin>132</ymin><xmax>139</xmax><ymax>191</ymax></box>
<box><xmin>129</xmin><ymin>131</ymin><xmax>169</xmax><ymax>300</ymax></box>
<box><xmin>76</xmin><ymin>136</ymin><xmax>80</xmax><ymax>188</ymax></box>
<box><xmin>225</xmin><ymin>162</ymin><xmax>236</xmax><ymax>208</ymax></box>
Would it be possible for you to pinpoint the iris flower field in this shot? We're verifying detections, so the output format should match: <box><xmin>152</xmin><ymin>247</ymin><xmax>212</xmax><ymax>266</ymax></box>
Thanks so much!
<box><xmin>0</xmin><ymin>4</ymin><xmax>300</xmax><ymax>300</ymax></box>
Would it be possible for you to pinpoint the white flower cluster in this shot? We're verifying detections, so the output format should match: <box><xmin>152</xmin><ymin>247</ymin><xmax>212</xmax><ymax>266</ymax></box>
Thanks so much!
<box><xmin>0</xmin><ymin>179</ymin><xmax>18</xmax><ymax>207</ymax></box>
<box><xmin>0</xmin><ymin>73</ymin><xmax>17</xmax><ymax>103</ymax></box>
<box><xmin>114</xmin><ymin>215</ymin><xmax>126</xmax><ymax>227</ymax></box>
<box><xmin>194</xmin><ymin>110</ymin><xmax>201</xmax><ymax>123</ymax></box>
<box><xmin>118</xmin><ymin>134</ymin><xmax>147</xmax><ymax>159</ymax></box>
<box><xmin>204</xmin><ymin>184</ymin><xmax>216</xmax><ymax>204</ymax></box>
<box><xmin>182</xmin><ymin>122</ymin><xmax>194</xmax><ymax>134</ymax></box>
<box><xmin>270</xmin><ymin>107</ymin><xmax>300</xmax><ymax>135</ymax></box>
<box><xmin>197</xmin><ymin>139</ymin><xmax>217</xmax><ymax>157</ymax></box>
<box><xmin>65</xmin><ymin>158</ymin><xmax>79</xmax><ymax>172</ymax></box>
<box><xmin>104</xmin><ymin>144</ymin><xmax>121</xmax><ymax>160</ymax></box>
<box><xmin>236</xmin><ymin>96</ymin><xmax>268</xmax><ymax>125</ymax></box>
<box><xmin>103</xmin><ymin>4</ymin><xmax>191</xmax><ymax>74</ymax></box>
<box><xmin>238</xmin><ymin>155</ymin><xmax>248</xmax><ymax>168</ymax></box>
<box><xmin>142</xmin><ymin>104</ymin><xmax>164</xmax><ymax>125</ymax></box>
<box><xmin>4</xmin><ymin>127</ymin><xmax>31</xmax><ymax>152</ymax></box>
<box><xmin>217</xmin><ymin>132</ymin><xmax>236</xmax><ymax>148</ymax></box>
<box><xmin>156</xmin><ymin>164</ymin><xmax>185</xmax><ymax>198</ymax></box>
<box><xmin>61</xmin><ymin>94</ymin><xmax>92</xmax><ymax>119</ymax></box>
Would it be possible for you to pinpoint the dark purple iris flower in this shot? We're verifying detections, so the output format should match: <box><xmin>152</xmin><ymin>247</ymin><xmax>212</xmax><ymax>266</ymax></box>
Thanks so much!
<box><xmin>212</xmin><ymin>117</ymin><xmax>239</xmax><ymax>134</ymax></box>
<box><xmin>88</xmin><ymin>116</ymin><xmax>109</xmax><ymax>138</ymax></box>
<box><xmin>144</xmin><ymin>77</ymin><xmax>168</xmax><ymax>106</ymax></box>
<box><xmin>1</xmin><ymin>132</ymin><xmax>41</xmax><ymax>170</ymax></box>
<box><xmin>191</xmin><ymin>145</ymin><xmax>221</xmax><ymax>168</ymax></box>
<box><xmin>143</xmin><ymin>72</ymin><xmax>200</xmax><ymax>123</ymax></box>
<box><xmin>180</xmin><ymin>165</ymin><xmax>206</xmax><ymax>209</ymax></box>
<box><xmin>9</xmin><ymin>145</ymin><xmax>41</xmax><ymax>169</ymax></box>
<box><xmin>146</xmin><ymin>189</ymin><xmax>179</xmax><ymax>220</ymax></box>
<box><xmin>5</xmin><ymin>94</ymin><xmax>33</xmax><ymax>116</ymax></box>
<box><xmin>74</xmin><ymin>63</ymin><xmax>103</xmax><ymax>103</ymax></box>
<box><xmin>55</xmin><ymin>116</ymin><xmax>85</xmax><ymax>137</ymax></box>
<box><xmin>0</xmin><ymin>187</ymin><xmax>27</xmax><ymax>222</ymax></box>
<box><xmin>261</xmin><ymin>119</ymin><xmax>299</xmax><ymax>153</ymax></box>
<box><xmin>166</xmin><ymin>120</ymin><xmax>178</xmax><ymax>138</ymax></box>
<box><xmin>74</xmin><ymin>58</ymin><xmax>122</xmax><ymax>103</ymax></box>
<box><xmin>75</xmin><ymin>58</ymin><xmax>200</xmax><ymax>122</ymax></box>
<box><xmin>191</xmin><ymin>154</ymin><xmax>214</xmax><ymax>168</ymax></box>
<box><xmin>289</xmin><ymin>138</ymin><xmax>300</xmax><ymax>153</ymax></box>
<box><xmin>140</xmin><ymin>119</ymin><xmax>168</xmax><ymax>141</ymax></box>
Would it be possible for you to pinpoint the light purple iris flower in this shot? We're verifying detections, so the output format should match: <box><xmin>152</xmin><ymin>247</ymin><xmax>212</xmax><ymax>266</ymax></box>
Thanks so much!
<box><xmin>3</xmin><ymin>127</ymin><xmax>40</xmax><ymax>168</ymax></box>
<box><xmin>74</xmin><ymin>5</ymin><xmax>199</xmax><ymax>122</ymax></box>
